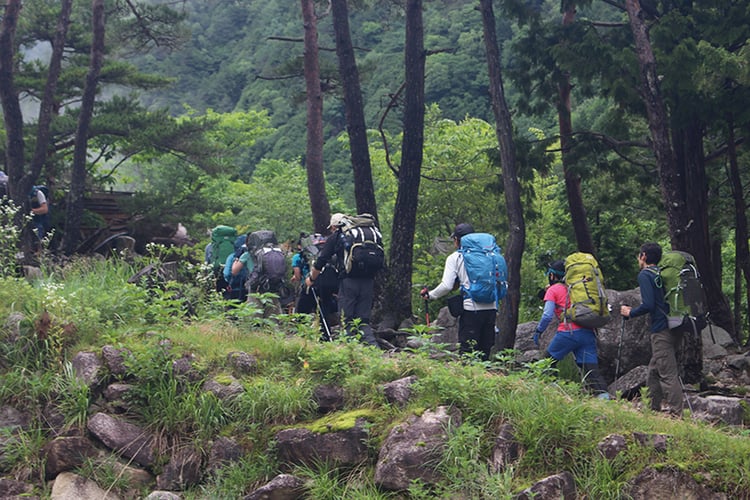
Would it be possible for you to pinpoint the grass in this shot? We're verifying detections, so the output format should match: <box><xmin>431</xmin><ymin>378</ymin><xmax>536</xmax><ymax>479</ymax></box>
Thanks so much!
<box><xmin>1</xmin><ymin>252</ymin><xmax>750</xmax><ymax>498</ymax></box>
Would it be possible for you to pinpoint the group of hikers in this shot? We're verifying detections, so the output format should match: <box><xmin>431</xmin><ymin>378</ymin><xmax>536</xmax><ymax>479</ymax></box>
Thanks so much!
<box><xmin>206</xmin><ymin>212</ymin><xmax>385</xmax><ymax>345</ymax></box>
<box><xmin>207</xmin><ymin>214</ymin><xmax>700</xmax><ymax>416</ymax></box>
<box><xmin>422</xmin><ymin>224</ymin><xmax>699</xmax><ymax>416</ymax></box>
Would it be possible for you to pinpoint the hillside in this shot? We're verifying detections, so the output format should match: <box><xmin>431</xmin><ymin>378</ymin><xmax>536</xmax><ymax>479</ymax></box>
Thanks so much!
<box><xmin>1</xmin><ymin>256</ymin><xmax>749</xmax><ymax>498</ymax></box>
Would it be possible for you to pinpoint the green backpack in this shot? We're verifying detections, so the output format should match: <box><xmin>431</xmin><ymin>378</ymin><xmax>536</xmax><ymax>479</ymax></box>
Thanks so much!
<box><xmin>210</xmin><ymin>225</ymin><xmax>238</xmax><ymax>273</ymax></box>
<box><xmin>563</xmin><ymin>252</ymin><xmax>611</xmax><ymax>329</ymax></box>
<box><xmin>658</xmin><ymin>250</ymin><xmax>708</xmax><ymax>333</ymax></box>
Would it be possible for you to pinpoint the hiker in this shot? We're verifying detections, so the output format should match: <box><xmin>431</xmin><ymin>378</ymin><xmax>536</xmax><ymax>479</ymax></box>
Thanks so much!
<box><xmin>306</xmin><ymin>213</ymin><xmax>379</xmax><ymax>347</ymax></box>
<box><xmin>296</xmin><ymin>233</ymin><xmax>339</xmax><ymax>337</ymax></box>
<box><xmin>421</xmin><ymin>223</ymin><xmax>497</xmax><ymax>361</ymax></box>
<box><xmin>29</xmin><ymin>185</ymin><xmax>50</xmax><ymax>240</ymax></box>
<box><xmin>223</xmin><ymin>234</ymin><xmax>250</xmax><ymax>302</ymax></box>
<box><xmin>229</xmin><ymin>234</ymin><xmax>253</xmax><ymax>290</ymax></box>
<box><xmin>533</xmin><ymin>260</ymin><xmax>610</xmax><ymax>398</ymax></box>
<box><xmin>291</xmin><ymin>234</ymin><xmax>312</xmax><ymax>310</ymax></box>
<box><xmin>620</xmin><ymin>242</ymin><xmax>684</xmax><ymax>416</ymax></box>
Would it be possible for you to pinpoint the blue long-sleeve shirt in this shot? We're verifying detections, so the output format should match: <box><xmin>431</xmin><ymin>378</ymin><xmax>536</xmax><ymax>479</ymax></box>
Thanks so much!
<box><xmin>628</xmin><ymin>266</ymin><xmax>669</xmax><ymax>332</ymax></box>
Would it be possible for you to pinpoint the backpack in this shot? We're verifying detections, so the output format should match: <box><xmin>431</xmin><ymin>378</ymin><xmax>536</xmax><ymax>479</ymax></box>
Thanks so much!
<box><xmin>247</xmin><ymin>230</ymin><xmax>277</xmax><ymax>252</ymax></box>
<box><xmin>210</xmin><ymin>225</ymin><xmax>238</xmax><ymax>272</ymax></box>
<box><xmin>223</xmin><ymin>235</ymin><xmax>251</xmax><ymax>290</ymax></box>
<box><xmin>563</xmin><ymin>252</ymin><xmax>611</xmax><ymax>329</ymax></box>
<box><xmin>247</xmin><ymin>230</ymin><xmax>290</xmax><ymax>297</ymax></box>
<box><xmin>457</xmin><ymin>232</ymin><xmax>508</xmax><ymax>305</ymax></box>
<box><xmin>341</xmin><ymin>214</ymin><xmax>385</xmax><ymax>278</ymax></box>
<box><xmin>658</xmin><ymin>250</ymin><xmax>708</xmax><ymax>334</ymax></box>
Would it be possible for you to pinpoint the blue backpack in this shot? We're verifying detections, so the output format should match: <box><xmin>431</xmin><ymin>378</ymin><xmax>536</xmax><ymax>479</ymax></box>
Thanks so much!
<box><xmin>458</xmin><ymin>233</ymin><xmax>508</xmax><ymax>305</ymax></box>
<box><xmin>223</xmin><ymin>235</ymin><xmax>251</xmax><ymax>290</ymax></box>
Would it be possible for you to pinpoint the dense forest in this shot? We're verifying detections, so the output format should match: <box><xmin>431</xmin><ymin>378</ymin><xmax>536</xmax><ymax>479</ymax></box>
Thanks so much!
<box><xmin>1</xmin><ymin>0</ymin><xmax>749</xmax><ymax>344</ymax></box>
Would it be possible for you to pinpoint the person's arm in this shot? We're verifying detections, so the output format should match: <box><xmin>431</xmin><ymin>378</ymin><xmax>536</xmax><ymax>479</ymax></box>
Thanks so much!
<box><xmin>232</xmin><ymin>251</ymin><xmax>251</xmax><ymax>276</ymax></box>
<box><xmin>32</xmin><ymin>192</ymin><xmax>48</xmax><ymax>215</ymax></box>
<box><xmin>623</xmin><ymin>271</ymin><xmax>654</xmax><ymax>318</ymax></box>
<box><xmin>535</xmin><ymin>300</ymin><xmax>557</xmax><ymax>334</ymax></box>
<box><xmin>425</xmin><ymin>253</ymin><xmax>460</xmax><ymax>300</ymax></box>
<box><xmin>307</xmin><ymin>232</ymin><xmax>338</xmax><ymax>284</ymax></box>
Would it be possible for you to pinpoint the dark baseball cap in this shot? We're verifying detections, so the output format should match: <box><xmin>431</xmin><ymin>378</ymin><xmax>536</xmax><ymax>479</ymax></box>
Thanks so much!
<box><xmin>450</xmin><ymin>223</ymin><xmax>475</xmax><ymax>239</ymax></box>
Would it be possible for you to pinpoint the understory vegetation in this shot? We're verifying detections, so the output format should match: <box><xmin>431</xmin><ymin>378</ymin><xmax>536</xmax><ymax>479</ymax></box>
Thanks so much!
<box><xmin>1</xmin><ymin>249</ymin><xmax>749</xmax><ymax>499</ymax></box>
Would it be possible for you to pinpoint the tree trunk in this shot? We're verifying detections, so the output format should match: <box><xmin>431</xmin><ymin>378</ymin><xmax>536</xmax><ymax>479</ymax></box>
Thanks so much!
<box><xmin>62</xmin><ymin>0</ymin><xmax>104</xmax><ymax>255</ymax></box>
<box><xmin>558</xmin><ymin>4</ymin><xmax>595</xmax><ymax>254</ymax></box>
<box><xmin>29</xmin><ymin>0</ymin><xmax>73</xmax><ymax>188</ymax></box>
<box><xmin>330</xmin><ymin>0</ymin><xmax>378</xmax><ymax>219</ymax></box>
<box><xmin>0</xmin><ymin>0</ymin><xmax>26</xmax><ymax>207</ymax></box>
<box><xmin>301</xmin><ymin>0</ymin><xmax>331</xmax><ymax>234</ymax></box>
<box><xmin>383</xmin><ymin>0</ymin><xmax>424</xmax><ymax>324</ymax></box>
<box><xmin>479</xmin><ymin>0</ymin><xmax>525</xmax><ymax>350</ymax></box>
<box><xmin>726</xmin><ymin>115</ymin><xmax>750</xmax><ymax>345</ymax></box>
<box><xmin>671</xmin><ymin>118</ymin><xmax>734</xmax><ymax>337</ymax></box>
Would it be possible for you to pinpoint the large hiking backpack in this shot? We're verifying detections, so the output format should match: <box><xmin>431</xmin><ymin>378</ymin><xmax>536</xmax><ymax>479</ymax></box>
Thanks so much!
<box><xmin>457</xmin><ymin>233</ymin><xmax>508</xmax><ymax>305</ymax></box>
<box><xmin>563</xmin><ymin>252</ymin><xmax>611</xmax><ymax>329</ymax></box>
<box><xmin>342</xmin><ymin>214</ymin><xmax>385</xmax><ymax>278</ymax></box>
<box><xmin>658</xmin><ymin>250</ymin><xmax>708</xmax><ymax>334</ymax></box>
<box><xmin>210</xmin><ymin>225</ymin><xmax>238</xmax><ymax>272</ymax></box>
<box><xmin>247</xmin><ymin>230</ymin><xmax>291</xmax><ymax>303</ymax></box>
<box><xmin>223</xmin><ymin>235</ymin><xmax>251</xmax><ymax>294</ymax></box>
<box><xmin>247</xmin><ymin>230</ymin><xmax>277</xmax><ymax>252</ymax></box>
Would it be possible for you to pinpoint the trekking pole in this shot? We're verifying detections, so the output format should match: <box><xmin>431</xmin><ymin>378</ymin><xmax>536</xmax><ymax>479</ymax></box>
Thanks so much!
<box><xmin>615</xmin><ymin>316</ymin><xmax>625</xmax><ymax>382</ymax></box>
<box><xmin>678</xmin><ymin>376</ymin><xmax>694</xmax><ymax>416</ymax></box>
<box><xmin>424</xmin><ymin>299</ymin><xmax>430</xmax><ymax>327</ymax></box>
<box><xmin>310</xmin><ymin>286</ymin><xmax>332</xmax><ymax>342</ymax></box>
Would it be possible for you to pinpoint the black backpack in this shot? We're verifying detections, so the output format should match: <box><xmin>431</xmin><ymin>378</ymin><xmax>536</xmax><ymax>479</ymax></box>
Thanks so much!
<box><xmin>341</xmin><ymin>214</ymin><xmax>385</xmax><ymax>278</ymax></box>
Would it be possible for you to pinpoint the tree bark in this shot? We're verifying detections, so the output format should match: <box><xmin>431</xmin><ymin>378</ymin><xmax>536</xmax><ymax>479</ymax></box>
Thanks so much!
<box><xmin>29</xmin><ymin>0</ymin><xmax>73</xmax><ymax>189</ymax></box>
<box><xmin>301</xmin><ymin>0</ymin><xmax>331</xmax><ymax>234</ymax></box>
<box><xmin>330</xmin><ymin>0</ymin><xmax>378</xmax><ymax>219</ymax></box>
<box><xmin>0</xmin><ymin>0</ymin><xmax>25</xmax><ymax>207</ymax></box>
<box><xmin>479</xmin><ymin>0</ymin><xmax>525</xmax><ymax>350</ymax></box>
<box><xmin>725</xmin><ymin>115</ymin><xmax>750</xmax><ymax>345</ymax></box>
<box><xmin>63</xmin><ymin>0</ymin><xmax>105</xmax><ymax>254</ymax></box>
<box><xmin>383</xmin><ymin>0</ymin><xmax>424</xmax><ymax>324</ymax></box>
<box><xmin>558</xmin><ymin>4</ymin><xmax>595</xmax><ymax>255</ymax></box>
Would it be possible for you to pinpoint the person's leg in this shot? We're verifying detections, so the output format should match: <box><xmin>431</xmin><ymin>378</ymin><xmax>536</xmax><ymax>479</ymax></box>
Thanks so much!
<box><xmin>649</xmin><ymin>329</ymin><xmax>682</xmax><ymax>411</ymax></box>
<box><xmin>475</xmin><ymin>310</ymin><xmax>497</xmax><ymax>361</ymax></box>
<box><xmin>573</xmin><ymin>330</ymin><xmax>610</xmax><ymax>395</ymax></box>
<box><xmin>338</xmin><ymin>278</ymin><xmax>376</xmax><ymax>346</ymax></box>
<box><xmin>659</xmin><ymin>330</ymin><xmax>684</xmax><ymax>413</ymax></box>
<box><xmin>458</xmin><ymin>311</ymin><xmax>481</xmax><ymax>357</ymax></box>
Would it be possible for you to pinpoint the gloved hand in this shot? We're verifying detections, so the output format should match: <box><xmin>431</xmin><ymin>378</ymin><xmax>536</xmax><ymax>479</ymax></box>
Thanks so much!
<box><xmin>420</xmin><ymin>287</ymin><xmax>430</xmax><ymax>300</ymax></box>
<box><xmin>533</xmin><ymin>330</ymin><xmax>541</xmax><ymax>346</ymax></box>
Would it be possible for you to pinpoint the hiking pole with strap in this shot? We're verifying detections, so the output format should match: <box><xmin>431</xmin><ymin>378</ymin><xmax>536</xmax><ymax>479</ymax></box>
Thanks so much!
<box><xmin>615</xmin><ymin>316</ymin><xmax>625</xmax><ymax>382</ymax></box>
<box><xmin>424</xmin><ymin>299</ymin><xmax>430</xmax><ymax>327</ymax></box>
<box><xmin>310</xmin><ymin>286</ymin><xmax>332</xmax><ymax>342</ymax></box>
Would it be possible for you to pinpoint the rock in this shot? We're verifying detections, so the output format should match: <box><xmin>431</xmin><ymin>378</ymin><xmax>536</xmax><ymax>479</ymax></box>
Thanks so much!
<box><xmin>206</xmin><ymin>437</ymin><xmax>244</xmax><ymax>474</ymax></box>
<box><xmin>374</xmin><ymin>406</ymin><xmax>462</xmax><ymax>491</ymax></box>
<box><xmin>513</xmin><ymin>471</ymin><xmax>576</xmax><ymax>500</ymax></box>
<box><xmin>50</xmin><ymin>472</ymin><xmax>121</xmax><ymax>500</ymax></box>
<box><xmin>87</xmin><ymin>413</ymin><xmax>156</xmax><ymax>467</ymax></box>
<box><xmin>243</xmin><ymin>473</ymin><xmax>306</xmax><ymax>500</ymax></box>
<box><xmin>597</xmin><ymin>434</ymin><xmax>627</xmax><ymax>460</ymax></box>
<box><xmin>687</xmin><ymin>395</ymin><xmax>746</xmax><ymax>426</ymax></box>
<box><xmin>227</xmin><ymin>351</ymin><xmax>258</xmax><ymax>375</ymax></box>
<box><xmin>312</xmin><ymin>384</ymin><xmax>345</xmax><ymax>413</ymax></box>
<box><xmin>203</xmin><ymin>376</ymin><xmax>244</xmax><ymax>400</ymax></box>
<box><xmin>381</xmin><ymin>376</ymin><xmax>417</xmax><ymax>408</ymax></box>
<box><xmin>490</xmin><ymin>423</ymin><xmax>521</xmax><ymax>473</ymax></box>
<box><xmin>628</xmin><ymin>466</ymin><xmax>727</xmax><ymax>499</ymax></box>
<box><xmin>101</xmin><ymin>345</ymin><xmax>129</xmax><ymax>377</ymax></box>
<box><xmin>43</xmin><ymin>436</ymin><xmax>100</xmax><ymax>479</ymax></box>
<box><xmin>71</xmin><ymin>352</ymin><xmax>103</xmax><ymax>389</ymax></box>
<box><xmin>156</xmin><ymin>445</ymin><xmax>202</xmax><ymax>490</ymax></box>
<box><xmin>275</xmin><ymin>421</ymin><xmax>369</xmax><ymax>469</ymax></box>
